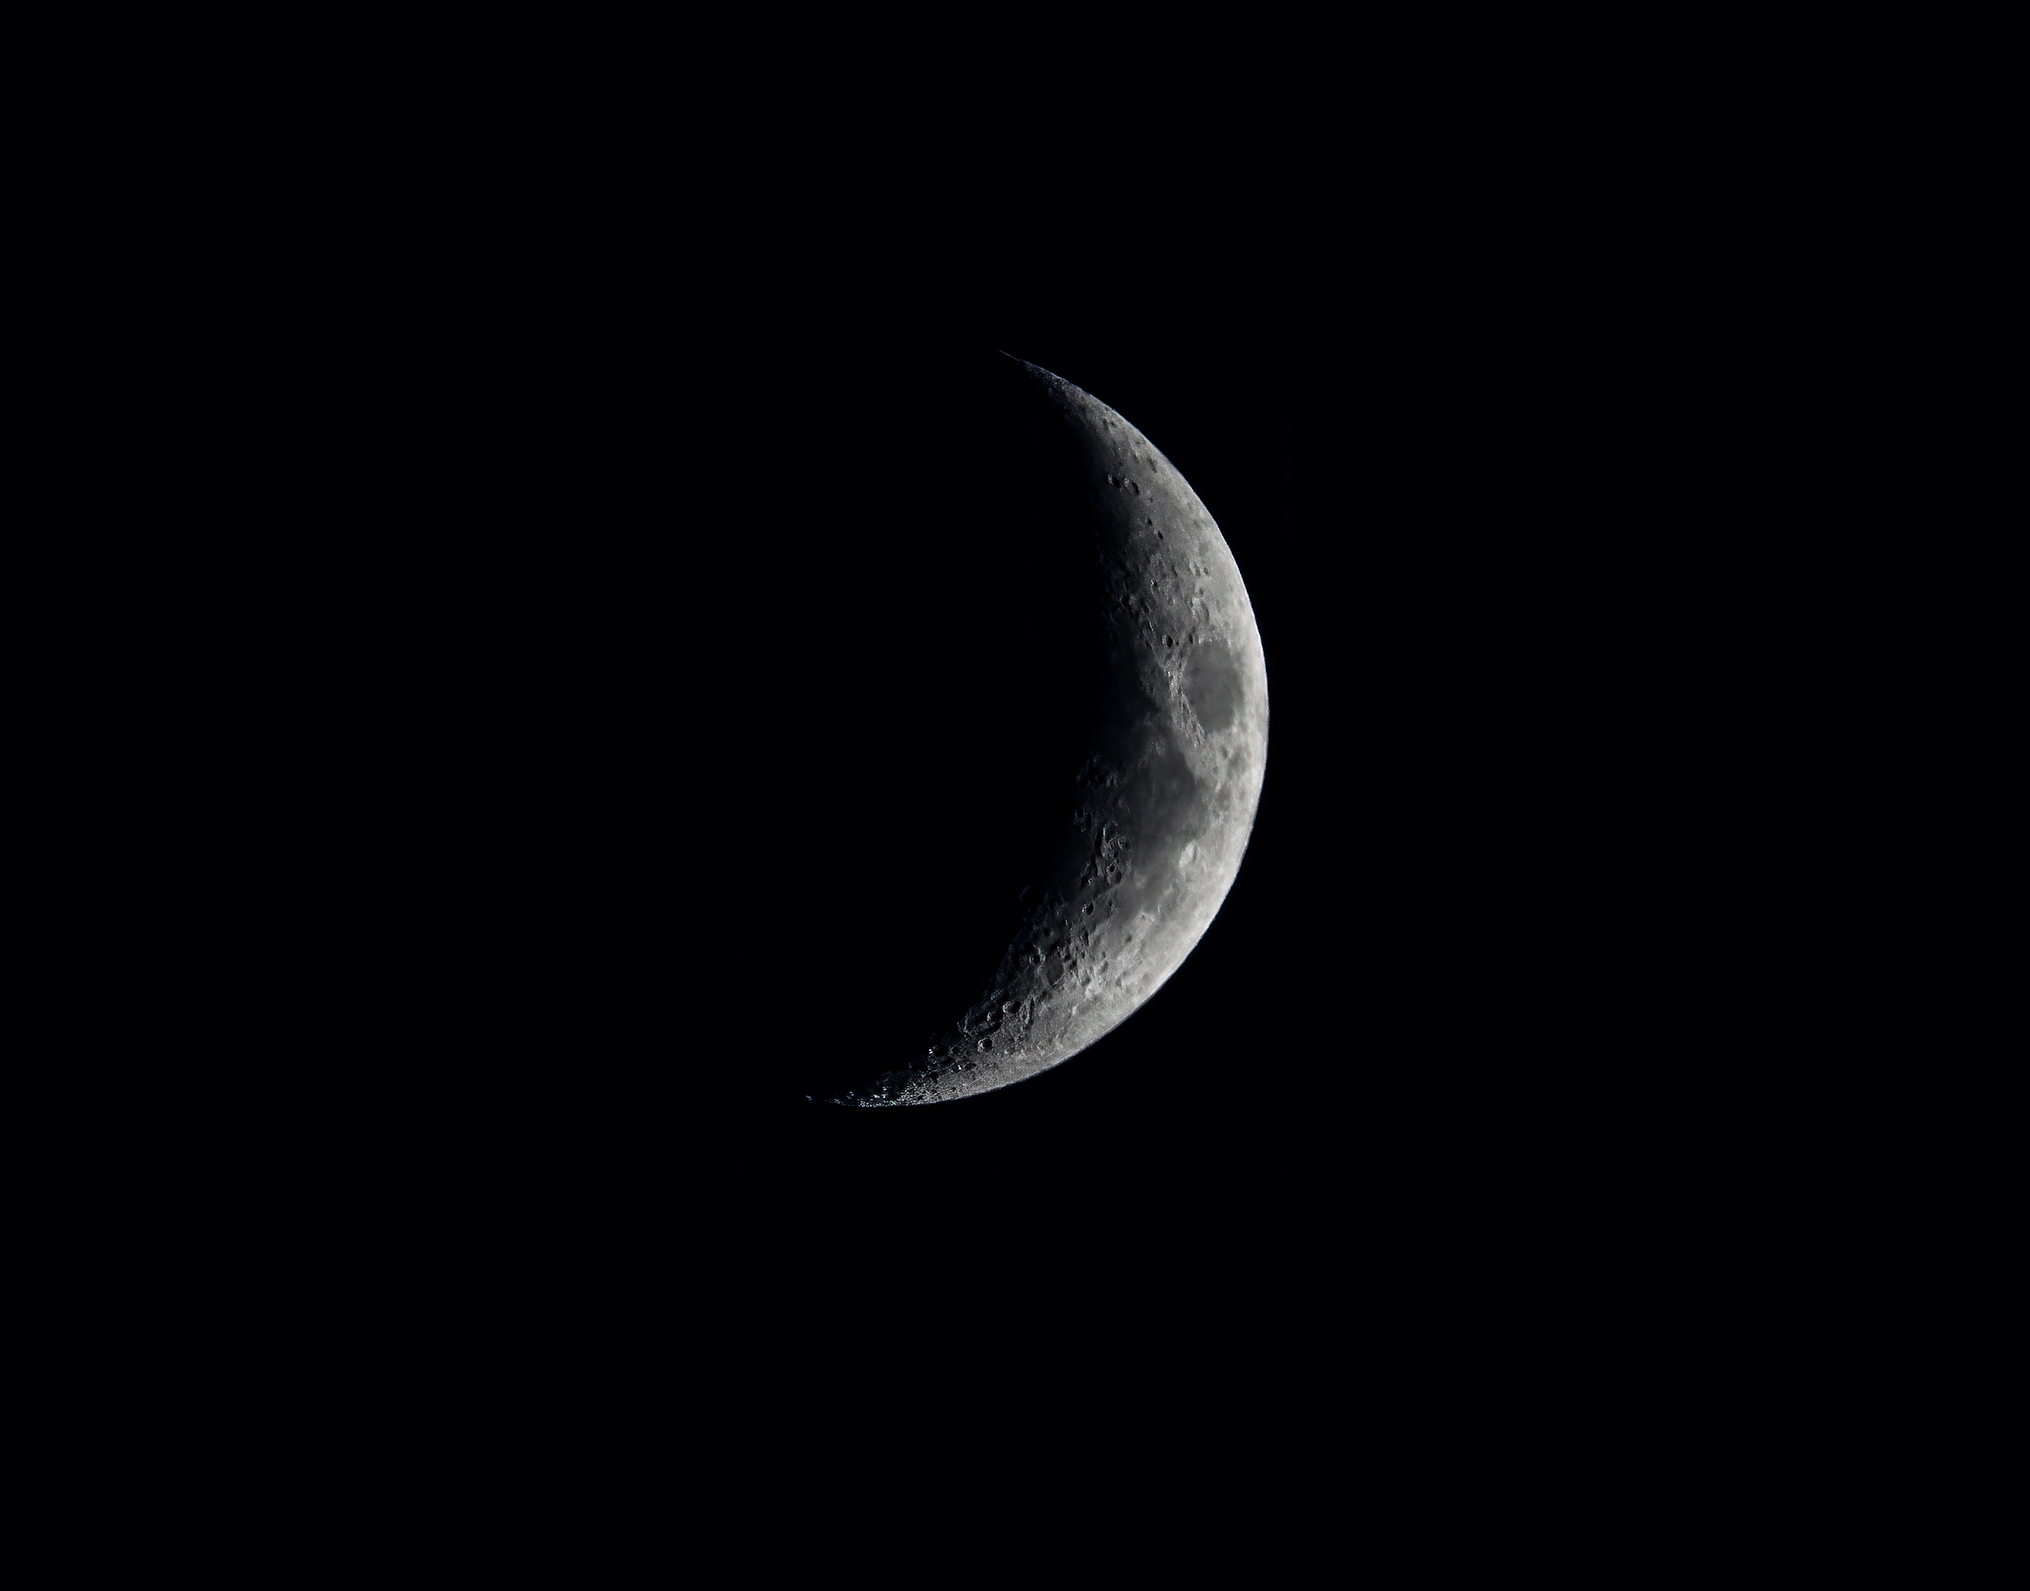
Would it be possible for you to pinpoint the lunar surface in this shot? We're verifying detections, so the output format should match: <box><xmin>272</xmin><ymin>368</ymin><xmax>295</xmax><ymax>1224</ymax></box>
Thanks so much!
<box><xmin>834</xmin><ymin>359</ymin><xmax>1268</xmax><ymax>1106</ymax></box>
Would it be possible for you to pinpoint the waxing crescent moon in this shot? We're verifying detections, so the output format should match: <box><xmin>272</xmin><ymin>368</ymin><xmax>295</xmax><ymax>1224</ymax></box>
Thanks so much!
<box><xmin>832</xmin><ymin>358</ymin><xmax>1269</xmax><ymax>1106</ymax></box>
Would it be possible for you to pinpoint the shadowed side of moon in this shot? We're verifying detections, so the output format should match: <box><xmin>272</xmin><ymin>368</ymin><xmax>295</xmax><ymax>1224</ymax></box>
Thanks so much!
<box><xmin>826</xmin><ymin>358</ymin><xmax>1269</xmax><ymax>1106</ymax></box>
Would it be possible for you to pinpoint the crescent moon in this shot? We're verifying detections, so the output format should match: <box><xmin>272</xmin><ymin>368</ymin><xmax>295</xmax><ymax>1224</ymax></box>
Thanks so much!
<box><xmin>835</xmin><ymin>359</ymin><xmax>1269</xmax><ymax>1106</ymax></box>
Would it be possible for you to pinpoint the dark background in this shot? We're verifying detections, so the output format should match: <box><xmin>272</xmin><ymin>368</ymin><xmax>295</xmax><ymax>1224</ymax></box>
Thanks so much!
<box><xmin>137</xmin><ymin>36</ymin><xmax>2005</xmax><ymax>1463</ymax></box>
<box><xmin>423</xmin><ymin>128</ymin><xmax>1934</xmax><ymax>1457</ymax></box>
<box><xmin>444</xmin><ymin>154</ymin><xmax>1879</xmax><ymax>1208</ymax></box>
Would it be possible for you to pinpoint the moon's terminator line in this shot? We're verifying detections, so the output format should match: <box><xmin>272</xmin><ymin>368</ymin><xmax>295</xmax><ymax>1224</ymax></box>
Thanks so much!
<box><xmin>836</xmin><ymin>359</ymin><xmax>1269</xmax><ymax>1106</ymax></box>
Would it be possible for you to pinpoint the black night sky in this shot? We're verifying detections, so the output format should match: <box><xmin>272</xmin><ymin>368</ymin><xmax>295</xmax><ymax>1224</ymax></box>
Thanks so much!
<box><xmin>436</xmin><ymin>140</ymin><xmax>1904</xmax><ymax>1453</ymax></box>
<box><xmin>445</xmin><ymin>160</ymin><xmax>1875</xmax><ymax>1200</ymax></box>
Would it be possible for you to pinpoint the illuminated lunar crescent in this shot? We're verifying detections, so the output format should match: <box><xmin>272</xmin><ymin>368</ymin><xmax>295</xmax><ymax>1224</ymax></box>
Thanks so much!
<box><xmin>835</xmin><ymin>359</ymin><xmax>1269</xmax><ymax>1106</ymax></box>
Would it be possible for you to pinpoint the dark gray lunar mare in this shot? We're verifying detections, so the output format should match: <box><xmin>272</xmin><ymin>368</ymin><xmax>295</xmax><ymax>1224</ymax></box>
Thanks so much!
<box><xmin>840</xmin><ymin>361</ymin><xmax>1269</xmax><ymax>1105</ymax></box>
